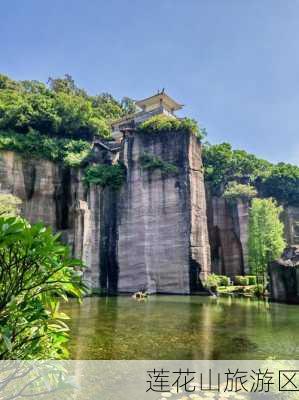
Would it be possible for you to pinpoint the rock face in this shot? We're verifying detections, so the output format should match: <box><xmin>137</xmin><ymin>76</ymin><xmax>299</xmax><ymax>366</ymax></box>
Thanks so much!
<box><xmin>0</xmin><ymin>130</ymin><xmax>211</xmax><ymax>294</ymax></box>
<box><xmin>283</xmin><ymin>206</ymin><xmax>299</xmax><ymax>246</ymax></box>
<box><xmin>206</xmin><ymin>193</ymin><xmax>249</xmax><ymax>277</ymax></box>
<box><xmin>269</xmin><ymin>246</ymin><xmax>299</xmax><ymax>304</ymax></box>
<box><xmin>117</xmin><ymin>131</ymin><xmax>210</xmax><ymax>293</ymax></box>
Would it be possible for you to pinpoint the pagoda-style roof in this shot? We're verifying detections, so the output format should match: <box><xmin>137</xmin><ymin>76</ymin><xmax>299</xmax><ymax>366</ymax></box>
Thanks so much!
<box><xmin>135</xmin><ymin>91</ymin><xmax>183</xmax><ymax>112</ymax></box>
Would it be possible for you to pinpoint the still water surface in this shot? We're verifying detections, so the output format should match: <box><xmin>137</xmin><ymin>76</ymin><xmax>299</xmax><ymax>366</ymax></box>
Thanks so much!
<box><xmin>62</xmin><ymin>295</ymin><xmax>299</xmax><ymax>360</ymax></box>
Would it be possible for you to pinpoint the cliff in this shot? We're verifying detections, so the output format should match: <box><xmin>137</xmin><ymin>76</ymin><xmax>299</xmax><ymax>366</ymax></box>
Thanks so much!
<box><xmin>117</xmin><ymin>131</ymin><xmax>210</xmax><ymax>293</ymax></box>
<box><xmin>207</xmin><ymin>194</ymin><xmax>249</xmax><ymax>277</ymax></box>
<box><xmin>269</xmin><ymin>246</ymin><xmax>299</xmax><ymax>304</ymax></box>
<box><xmin>0</xmin><ymin>130</ymin><xmax>211</xmax><ymax>294</ymax></box>
<box><xmin>1</xmin><ymin>134</ymin><xmax>298</xmax><ymax>292</ymax></box>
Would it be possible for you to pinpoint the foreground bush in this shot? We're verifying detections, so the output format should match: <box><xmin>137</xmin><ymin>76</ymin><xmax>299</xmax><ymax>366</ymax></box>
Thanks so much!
<box><xmin>0</xmin><ymin>216</ymin><xmax>86</xmax><ymax>359</ymax></box>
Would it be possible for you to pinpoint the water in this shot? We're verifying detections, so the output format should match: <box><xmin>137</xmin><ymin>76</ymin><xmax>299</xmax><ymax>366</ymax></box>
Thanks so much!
<box><xmin>62</xmin><ymin>295</ymin><xmax>299</xmax><ymax>360</ymax></box>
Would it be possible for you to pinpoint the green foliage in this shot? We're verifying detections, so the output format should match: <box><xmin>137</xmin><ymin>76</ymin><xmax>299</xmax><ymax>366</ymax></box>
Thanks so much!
<box><xmin>217</xmin><ymin>275</ymin><xmax>230</xmax><ymax>287</ymax></box>
<box><xmin>0</xmin><ymin>194</ymin><xmax>22</xmax><ymax>216</ymax></box>
<box><xmin>253</xmin><ymin>284</ymin><xmax>264</xmax><ymax>297</ymax></box>
<box><xmin>234</xmin><ymin>276</ymin><xmax>249</xmax><ymax>286</ymax></box>
<box><xmin>83</xmin><ymin>163</ymin><xmax>126</xmax><ymax>190</ymax></box>
<box><xmin>248</xmin><ymin>198</ymin><xmax>286</xmax><ymax>278</ymax></box>
<box><xmin>0</xmin><ymin>216</ymin><xmax>85</xmax><ymax>359</ymax></box>
<box><xmin>139</xmin><ymin>152</ymin><xmax>178</xmax><ymax>175</ymax></box>
<box><xmin>121</xmin><ymin>96</ymin><xmax>137</xmax><ymax>115</ymax></box>
<box><xmin>205</xmin><ymin>274</ymin><xmax>220</xmax><ymax>289</ymax></box>
<box><xmin>0</xmin><ymin>130</ymin><xmax>92</xmax><ymax>167</ymax></box>
<box><xmin>0</xmin><ymin>73</ymin><xmax>126</xmax><ymax>141</ymax></box>
<box><xmin>260</xmin><ymin>162</ymin><xmax>299</xmax><ymax>206</ymax></box>
<box><xmin>203</xmin><ymin>142</ymin><xmax>272</xmax><ymax>194</ymax></box>
<box><xmin>137</xmin><ymin>115</ymin><xmax>204</xmax><ymax>139</ymax></box>
<box><xmin>203</xmin><ymin>142</ymin><xmax>299</xmax><ymax>206</ymax></box>
<box><xmin>247</xmin><ymin>275</ymin><xmax>257</xmax><ymax>285</ymax></box>
<box><xmin>223</xmin><ymin>181</ymin><xmax>257</xmax><ymax>201</ymax></box>
<box><xmin>206</xmin><ymin>274</ymin><xmax>231</xmax><ymax>288</ymax></box>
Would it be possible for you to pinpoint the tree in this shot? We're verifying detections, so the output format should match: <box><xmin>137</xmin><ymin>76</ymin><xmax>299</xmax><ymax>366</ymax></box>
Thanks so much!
<box><xmin>223</xmin><ymin>181</ymin><xmax>257</xmax><ymax>201</ymax></box>
<box><xmin>121</xmin><ymin>96</ymin><xmax>137</xmax><ymax>115</ymax></box>
<box><xmin>248</xmin><ymin>198</ymin><xmax>285</xmax><ymax>286</ymax></box>
<box><xmin>260</xmin><ymin>162</ymin><xmax>299</xmax><ymax>207</ymax></box>
<box><xmin>0</xmin><ymin>216</ymin><xmax>86</xmax><ymax>359</ymax></box>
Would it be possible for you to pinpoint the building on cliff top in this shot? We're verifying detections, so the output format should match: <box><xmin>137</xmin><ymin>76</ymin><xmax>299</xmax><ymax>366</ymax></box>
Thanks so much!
<box><xmin>111</xmin><ymin>90</ymin><xmax>183</xmax><ymax>141</ymax></box>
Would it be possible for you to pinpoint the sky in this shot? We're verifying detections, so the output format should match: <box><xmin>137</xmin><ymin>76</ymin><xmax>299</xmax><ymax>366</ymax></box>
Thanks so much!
<box><xmin>1</xmin><ymin>0</ymin><xmax>298</xmax><ymax>164</ymax></box>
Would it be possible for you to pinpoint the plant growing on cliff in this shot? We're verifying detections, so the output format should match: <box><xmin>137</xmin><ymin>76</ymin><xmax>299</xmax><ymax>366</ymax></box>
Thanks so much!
<box><xmin>0</xmin><ymin>130</ymin><xmax>92</xmax><ymax>167</ymax></box>
<box><xmin>0</xmin><ymin>216</ymin><xmax>85</xmax><ymax>359</ymax></box>
<box><xmin>139</xmin><ymin>152</ymin><xmax>178</xmax><ymax>175</ymax></box>
<box><xmin>223</xmin><ymin>182</ymin><xmax>257</xmax><ymax>201</ymax></box>
<box><xmin>0</xmin><ymin>194</ymin><xmax>22</xmax><ymax>216</ymax></box>
<box><xmin>83</xmin><ymin>162</ymin><xmax>126</xmax><ymax>190</ymax></box>
<box><xmin>137</xmin><ymin>115</ymin><xmax>204</xmax><ymax>139</ymax></box>
<box><xmin>248</xmin><ymin>198</ymin><xmax>285</xmax><ymax>286</ymax></box>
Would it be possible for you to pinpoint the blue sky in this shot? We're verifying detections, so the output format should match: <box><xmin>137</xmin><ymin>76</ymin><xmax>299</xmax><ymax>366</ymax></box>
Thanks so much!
<box><xmin>1</xmin><ymin>0</ymin><xmax>298</xmax><ymax>164</ymax></box>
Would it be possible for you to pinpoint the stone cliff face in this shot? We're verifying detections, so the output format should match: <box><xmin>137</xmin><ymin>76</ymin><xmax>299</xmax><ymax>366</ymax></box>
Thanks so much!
<box><xmin>0</xmin><ymin>130</ymin><xmax>211</xmax><ymax>294</ymax></box>
<box><xmin>117</xmin><ymin>131</ymin><xmax>210</xmax><ymax>293</ymax></box>
<box><xmin>2</xmin><ymin>139</ymin><xmax>298</xmax><ymax>292</ymax></box>
<box><xmin>206</xmin><ymin>193</ymin><xmax>249</xmax><ymax>277</ymax></box>
<box><xmin>269</xmin><ymin>246</ymin><xmax>299</xmax><ymax>304</ymax></box>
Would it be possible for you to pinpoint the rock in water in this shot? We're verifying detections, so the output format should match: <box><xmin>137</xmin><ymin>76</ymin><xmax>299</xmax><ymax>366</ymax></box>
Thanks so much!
<box><xmin>269</xmin><ymin>246</ymin><xmax>299</xmax><ymax>303</ymax></box>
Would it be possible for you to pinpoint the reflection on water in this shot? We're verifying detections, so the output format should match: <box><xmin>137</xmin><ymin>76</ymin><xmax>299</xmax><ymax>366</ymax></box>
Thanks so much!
<box><xmin>62</xmin><ymin>295</ymin><xmax>299</xmax><ymax>360</ymax></box>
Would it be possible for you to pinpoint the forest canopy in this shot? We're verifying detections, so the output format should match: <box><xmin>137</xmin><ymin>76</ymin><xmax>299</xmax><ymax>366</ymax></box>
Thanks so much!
<box><xmin>203</xmin><ymin>142</ymin><xmax>299</xmax><ymax>206</ymax></box>
<box><xmin>0</xmin><ymin>73</ymin><xmax>130</xmax><ymax>140</ymax></box>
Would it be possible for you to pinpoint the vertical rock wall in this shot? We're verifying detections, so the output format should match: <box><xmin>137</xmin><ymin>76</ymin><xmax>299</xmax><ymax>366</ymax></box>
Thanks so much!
<box><xmin>206</xmin><ymin>194</ymin><xmax>249</xmax><ymax>277</ymax></box>
<box><xmin>1</xmin><ymin>145</ymin><xmax>299</xmax><ymax>290</ymax></box>
<box><xmin>117</xmin><ymin>131</ymin><xmax>210</xmax><ymax>293</ymax></box>
<box><xmin>283</xmin><ymin>206</ymin><xmax>299</xmax><ymax>246</ymax></box>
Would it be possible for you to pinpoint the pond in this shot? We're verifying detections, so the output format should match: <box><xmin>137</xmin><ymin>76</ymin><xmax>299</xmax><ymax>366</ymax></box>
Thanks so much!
<box><xmin>62</xmin><ymin>295</ymin><xmax>299</xmax><ymax>360</ymax></box>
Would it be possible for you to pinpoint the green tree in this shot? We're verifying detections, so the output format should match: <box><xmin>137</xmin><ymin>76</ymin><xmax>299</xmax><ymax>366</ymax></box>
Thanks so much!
<box><xmin>223</xmin><ymin>181</ymin><xmax>257</xmax><ymax>201</ymax></box>
<box><xmin>203</xmin><ymin>142</ymin><xmax>272</xmax><ymax>194</ymax></box>
<box><xmin>260</xmin><ymin>162</ymin><xmax>299</xmax><ymax>206</ymax></box>
<box><xmin>121</xmin><ymin>96</ymin><xmax>137</xmax><ymax>115</ymax></box>
<box><xmin>248</xmin><ymin>198</ymin><xmax>285</xmax><ymax>286</ymax></box>
<box><xmin>0</xmin><ymin>216</ymin><xmax>85</xmax><ymax>359</ymax></box>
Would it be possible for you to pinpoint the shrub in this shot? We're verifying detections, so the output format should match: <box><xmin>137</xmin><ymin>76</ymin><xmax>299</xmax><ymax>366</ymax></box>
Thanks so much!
<box><xmin>234</xmin><ymin>276</ymin><xmax>249</xmax><ymax>286</ymax></box>
<box><xmin>83</xmin><ymin>163</ymin><xmax>126</xmax><ymax>190</ymax></box>
<box><xmin>0</xmin><ymin>130</ymin><xmax>92</xmax><ymax>167</ymax></box>
<box><xmin>247</xmin><ymin>275</ymin><xmax>257</xmax><ymax>285</ymax></box>
<box><xmin>137</xmin><ymin>115</ymin><xmax>204</xmax><ymax>139</ymax></box>
<box><xmin>205</xmin><ymin>274</ymin><xmax>220</xmax><ymax>289</ymax></box>
<box><xmin>0</xmin><ymin>216</ymin><xmax>85</xmax><ymax>359</ymax></box>
<box><xmin>253</xmin><ymin>284</ymin><xmax>264</xmax><ymax>297</ymax></box>
<box><xmin>217</xmin><ymin>275</ymin><xmax>230</xmax><ymax>287</ymax></box>
<box><xmin>139</xmin><ymin>152</ymin><xmax>178</xmax><ymax>175</ymax></box>
<box><xmin>223</xmin><ymin>181</ymin><xmax>257</xmax><ymax>201</ymax></box>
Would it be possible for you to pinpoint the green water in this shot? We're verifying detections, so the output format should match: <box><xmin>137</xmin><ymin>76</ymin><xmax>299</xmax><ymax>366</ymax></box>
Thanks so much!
<box><xmin>62</xmin><ymin>295</ymin><xmax>299</xmax><ymax>360</ymax></box>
